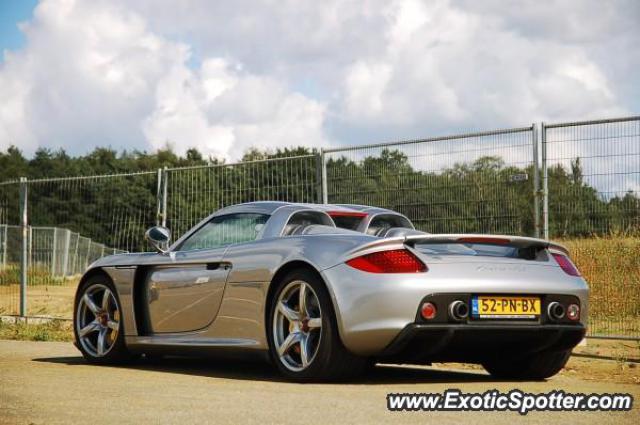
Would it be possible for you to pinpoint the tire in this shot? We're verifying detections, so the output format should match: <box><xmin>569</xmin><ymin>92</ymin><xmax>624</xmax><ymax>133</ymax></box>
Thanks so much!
<box><xmin>73</xmin><ymin>273</ymin><xmax>133</xmax><ymax>364</ymax></box>
<box><xmin>482</xmin><ymin>349</ymin><xmax>571</xmax><ymax>380</ymax></box>
<box><xmin>267</xmin><ymin>268</ymin><xmax>366</xmax><ymax>382</ymax></box>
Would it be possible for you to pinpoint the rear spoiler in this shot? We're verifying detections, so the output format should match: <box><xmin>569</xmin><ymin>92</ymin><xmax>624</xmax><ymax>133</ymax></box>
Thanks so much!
<box><xmin>403</xmin><ymin>234</ymin><xmax>570</xmax><ymax>255</ymax></box>
<box><xmin>346</xmin><ymin>233</ymin><xmax>569</xmax><ymax>259</ymax></box>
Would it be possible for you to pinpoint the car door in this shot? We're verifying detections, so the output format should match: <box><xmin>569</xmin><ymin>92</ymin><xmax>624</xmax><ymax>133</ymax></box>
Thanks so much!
<box><xmin>145</xmin><ymin>213</ymin><xmax>269</xmax><ymax>334</ymax></box>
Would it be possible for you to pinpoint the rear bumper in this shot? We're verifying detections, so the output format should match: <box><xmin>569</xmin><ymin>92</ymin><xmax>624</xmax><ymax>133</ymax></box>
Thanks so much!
<box><xmin>378</xmin><ymin>323</ymin><xmax>586</xmax><ymax>364</ymax></box>
<box><xmin>320</xmin><ymin>262</ymin><xmax>589</xmax><ymax>356</ymax></box>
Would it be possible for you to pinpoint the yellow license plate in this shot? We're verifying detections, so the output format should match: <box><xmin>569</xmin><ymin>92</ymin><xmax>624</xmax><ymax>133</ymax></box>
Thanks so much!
<box><xmin>472</xmin><ymin>296</ymin><xmax>541</xmax><ymax>319</ymax></box>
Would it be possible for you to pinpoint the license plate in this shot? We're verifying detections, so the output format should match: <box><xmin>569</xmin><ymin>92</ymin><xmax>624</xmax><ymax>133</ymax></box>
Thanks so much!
<box><xmin>471</xmin><ymin>295</ymin><xmax>541</xmax><ymax>319</ymax></box>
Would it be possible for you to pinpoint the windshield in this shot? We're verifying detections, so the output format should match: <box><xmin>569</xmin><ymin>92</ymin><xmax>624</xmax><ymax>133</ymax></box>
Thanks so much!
<box><xmin>179</xmin><ymin>213</ymin><xmax>269</xmax><ymax>251</ymax></box>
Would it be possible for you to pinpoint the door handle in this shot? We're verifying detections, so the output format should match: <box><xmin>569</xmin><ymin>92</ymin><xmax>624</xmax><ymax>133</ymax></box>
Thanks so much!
<box><xmin>207</xmin><ymin>262</ymin><xmax>231</xmax><ymax>271</ymax></box>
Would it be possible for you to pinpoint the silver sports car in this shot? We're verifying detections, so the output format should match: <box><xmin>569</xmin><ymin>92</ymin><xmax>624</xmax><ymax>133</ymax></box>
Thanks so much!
<box><xmin>73</xmin><ymin>201</ymin><xmax>588</xmax><ymax>381</ymax></box>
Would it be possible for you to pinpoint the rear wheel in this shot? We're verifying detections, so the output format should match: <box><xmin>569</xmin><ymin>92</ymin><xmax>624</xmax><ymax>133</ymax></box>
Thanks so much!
<box><xmin>267</xmin><ymin>269</ymin><xmax>366</xmax><ymax>381</ymax></box>
<box><xmin>482</xmin><ymin>349</ymin><xmax>571</xmax><ymax>380</ymax></box>
<box><xmin>73</xmin><ymin>274</ymin><xmax>132</xmax><ymax>364</ymax></box>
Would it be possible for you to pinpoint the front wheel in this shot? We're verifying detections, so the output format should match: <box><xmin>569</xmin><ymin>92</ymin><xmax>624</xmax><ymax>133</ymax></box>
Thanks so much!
<box><xmin>267</xmin><ymin>269</ymin><xmax>366</xmax><ymax>381</ymax></box>
<box><xmin>73</xmin><ymin>274</ymin><xmax>132</xmax><ymax>364</ymax></box>
<box><xmin>482</xmin><ymin>349</ymin><xmax>571</xmax><ymax>380</ymax></box>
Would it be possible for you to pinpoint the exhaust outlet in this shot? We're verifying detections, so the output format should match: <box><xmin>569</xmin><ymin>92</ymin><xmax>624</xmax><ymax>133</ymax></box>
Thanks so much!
<box><xmin>449</xmin><ymin>300</ymin><xmax>469</xmax><ymax>322</ymax></box>
<box><xmin>547</xmin><ymin>302</ymin><xmax>565</xmax><ymax>321</ymax></box>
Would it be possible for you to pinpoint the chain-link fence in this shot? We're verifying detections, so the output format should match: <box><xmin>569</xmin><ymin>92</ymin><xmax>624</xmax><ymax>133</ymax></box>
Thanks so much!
<box><xmin>543</xmin><ymin>117</ymin><xmax>640</xmax><ymax>237</ymax></box>
<box><xmin>543</xmin><ymin>116</ymin><xmax>640</xmax><ymax>339</ymax></box>
<box><xmin>323</xmin><ymin>126</ymin><xmax>539</xmax><ymax>236</ymax></box>
<box><xmin>0</xmin><ymin>181</ymin><xmax>22</xmax><ymax>317</ymax></box>
<box><xmin>26</xmin><ymin>172</ymin><xmax>159</xmax><ymax>253</ymax></box>
<box><xmin>0</xmin><ymin>173</ymin><xmax>158</xmax><ymax>317</ymax></box>
<box><xmin>164</xmin><ymin>155</ymin><xmax>320</xmax><ymax>237</ymax></box>
<box><xmin>0</xmin><ymin>115</ymin><xmax>638</xmax><ymax>338</ymax></box>
<box><xmin>0</xmin><ymin>225</ymin><xmax>122</xmax><ymax>317</ymax></box>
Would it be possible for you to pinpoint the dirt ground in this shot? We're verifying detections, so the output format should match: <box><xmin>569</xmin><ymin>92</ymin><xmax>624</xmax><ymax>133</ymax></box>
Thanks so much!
<box><xmin>0</xmin><ymin>283</ymin><xmax>77</xmax><ymax>317</ymax></box>
<box><xmin>444</xmin><ymin>354</ymin><xmax>640</xmax><ymax>386</ymax></box>
<box><xmin>0</xmin><ymin>340</ymin><xmax>638</xmax><ymax>425</ymax></box>
<box><xmin>435</xmin><ymin>336</ymin><xmax>640</xmax><ymax>386</ymax></box>
<box><xmin>573</xmin><ymin>338</ymin><xmax>640</xmax><ymax>361</ymax></box>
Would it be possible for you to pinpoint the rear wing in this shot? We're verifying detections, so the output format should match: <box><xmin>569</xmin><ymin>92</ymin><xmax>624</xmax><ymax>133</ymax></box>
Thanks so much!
<box><xmin>403</xmin><ymin>234</ymin><xmax>569</xmax><ymax>255</ymax></box>
<box><xmin>345</xmin><ymin>233</ymin><xmax>569</xmax><ymax>259</ymax></box>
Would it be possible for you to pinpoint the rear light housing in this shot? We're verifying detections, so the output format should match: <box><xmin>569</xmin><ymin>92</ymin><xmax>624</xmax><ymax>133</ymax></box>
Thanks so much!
<box><xmin>552</xmin><ymin>253</ymin><xmax>581</xmax><ymax>276</ymax></box>
<box><xmin>346</xmin><ymin>249</ymin><xmax>427</xmax><ymax>273</ymax></box>
<box><xmin>566</xmin><ymin>303</ymin><xmax>580</xmax><ymax>321</ymax></box>
<box><xmin>421</xmin><ymin>302</ymin><xmax>437</xmax><ymax>320</ymax></box>
<box><xmin>457</xmin><ymin>236</ymin><xmax>510</xmax><ymax>245</ymax></box>
<box><xmin>327</xmin><ymin>211</ymin><xmax>368</xmax><ymax>218</ymax></box>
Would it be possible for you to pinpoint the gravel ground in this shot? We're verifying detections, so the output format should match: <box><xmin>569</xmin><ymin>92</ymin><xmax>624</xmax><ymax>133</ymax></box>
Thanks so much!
<box><xmin>0</xmin><ymin>340</ymin><xmax>638</xmax><ymax>425</ymax></box>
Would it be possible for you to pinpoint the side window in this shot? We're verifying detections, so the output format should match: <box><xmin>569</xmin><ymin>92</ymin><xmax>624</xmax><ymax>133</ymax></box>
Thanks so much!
<box><xmin>179</xmin><ymin>213</ymin><xmax>269</xmax><ymax>251</ymax></box>
<box><xmin>283</xmin><ymin>211</ymin><xmax>332</xmax><ymax>236</ymax></box>
<box><xmin>367</xmin><ymin>214</ymin><xmax>413</xmax><ymax>236</ymax></box>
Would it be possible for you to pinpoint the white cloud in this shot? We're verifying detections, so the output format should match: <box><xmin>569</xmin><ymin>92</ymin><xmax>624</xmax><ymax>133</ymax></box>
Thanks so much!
<box><xmin>0</xmin><ymin>0</ymin><xmax>329</xmax><ymax>159</ymax></box>
<box><xmin>335</xmin><ymin>0</ymin><xmax>630</xmax><ymax>136</ymax></box>
<box><xmin>0</xmin><ymin>0</ymin><xmax>638</xmax><ymax>160</ymax></box>
<box><xmin>143</xmin><ymin>57</ymin><xmax>327</xmax><ymax>158</ymax></box>
<box><xmin>343</xmin><ymin>61</ymin><xmax>392</xmax><ymax>120</ymax></box>
<box><xmin>0</xmin><ymin>0</ymin><xmax>185</xmax><ymax>154</ymax></box>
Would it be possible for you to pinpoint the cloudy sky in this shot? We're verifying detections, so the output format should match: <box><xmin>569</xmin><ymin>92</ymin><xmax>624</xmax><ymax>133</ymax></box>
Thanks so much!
<box><xmin>0</xmin><ymin>0</ymin><xmax>638</xmax><ymax>160</ymax></box>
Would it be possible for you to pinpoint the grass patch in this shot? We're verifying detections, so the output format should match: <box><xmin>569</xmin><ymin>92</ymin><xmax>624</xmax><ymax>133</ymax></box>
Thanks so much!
<box><xmin>561</xmin><ymin>236</ymin><xmax>640</xmax><ymax>337</ymax></box>
<box><xmin>0</xmin><ymin>265</ymin><xmax>75</xmax><ymax>286</ymax></box>
<box><xmin>0</xmin><ymin>319</ymin><xmax>74</xmax><ymax>342</ymax></box>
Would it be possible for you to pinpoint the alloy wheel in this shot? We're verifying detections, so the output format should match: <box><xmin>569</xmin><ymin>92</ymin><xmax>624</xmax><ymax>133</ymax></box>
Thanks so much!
<box><xmin>272</xmin><ymin>280</ymin><xmax>323</xmax><ymax>372</ymax></box>
<box><xmin>75</xmin><ymin>283</ymin><xmax>120</xmax><ymax>357</ymax></box>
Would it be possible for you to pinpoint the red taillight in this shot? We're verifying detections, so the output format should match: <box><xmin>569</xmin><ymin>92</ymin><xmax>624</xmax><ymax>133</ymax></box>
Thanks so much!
<box><xmin>421</xmin><ymin>302</ymin><xmax>437</xmax><ymax>320</ymax></box>
<box><xmin>346</xmin><ymin>249</ymin><xmax>427</xmax><ymax>273</ymax></box>
<box><xmin>457</xmin><ymin>237</ymin><xmax>510</xmax><ymax>245</ymax></box>
<box><xmin>552</xmin><ymin>253</ymin><xmax>581</xmax><ymax>276</ymax></box>
<box><xmin>327</xmin><ymin>211</ymin><xmax>368</xmax><ymax>218</ymax></box>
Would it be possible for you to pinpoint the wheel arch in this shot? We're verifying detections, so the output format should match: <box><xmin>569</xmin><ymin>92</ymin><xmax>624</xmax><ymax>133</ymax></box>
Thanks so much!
<box><xmin>265</xmin><ymin>260</ymin><xmax>346</xmax><ymax>347</ymax></box>
<box><xmin>75</xmin><ymin>267</ymin><xmax>113</xmax><ymax>300</ymax></box>
<box><xmin>73</xmin><ymin>266</ymin><xmax>133</xmax><ymax>363</ymax></box>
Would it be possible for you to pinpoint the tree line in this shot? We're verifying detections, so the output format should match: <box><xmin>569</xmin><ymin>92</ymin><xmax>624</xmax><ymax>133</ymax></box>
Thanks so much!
<box><xmin>0</xmin><ymin>145</ymin><xmax>638</xmax><ymax>252</ymax></box>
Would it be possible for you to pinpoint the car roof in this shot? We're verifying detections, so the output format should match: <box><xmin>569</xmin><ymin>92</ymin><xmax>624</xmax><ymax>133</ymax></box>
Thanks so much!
<box><xmin>333</xmin><ymin>204</ymin><xmax>404</xmax><ymax>215</ymax></box>
<box><xmin>170</xmin><ymin>201</ymin><xmax>412</xmax><ymax>250</ymax></box>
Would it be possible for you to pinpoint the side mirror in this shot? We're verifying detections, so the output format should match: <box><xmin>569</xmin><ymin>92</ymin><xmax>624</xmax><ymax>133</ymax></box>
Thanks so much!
<box><xmin>145</xmin><ymin>226</ymin><xmax>171</xmax><ymax>254</ymax></box>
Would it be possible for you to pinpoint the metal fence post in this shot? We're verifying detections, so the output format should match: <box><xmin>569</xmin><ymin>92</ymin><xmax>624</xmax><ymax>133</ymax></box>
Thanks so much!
<box><xmin>541</xmin><ymin>122</ymin><xmax>549</xmax><ymax>239</ymax></box>
<box><xmin>84</xmin><ymin>238</ymin><xmax>91</xmax><ymax>269</ymax></box>
<box><xmin>50</xmin><ymin>227</ymin><xmax>58</xmax><ymax>277</ymax></box>
<box><xmin>71</xmin><ymin>234</ymin><xmax>79</xmax><ymax>275</ymax></box>
<box><xmin>315</xmin><ymin>151</ymin><xmax>323</xmax><ymax>204</ymax></box>
<box><xmin>19</xmin><ymin>177</ymin><xmax>28</xmax><ymax>317</ymax></box>
<box><xmin>1</xmin><ymin>224</ymin><xmax>6</xmax><ymax>268</ymax></box>
<box><xmin>320</xmin><ymin>150</ymin><xmax>328</xmax><ymax>204</ymax></box>
<box><xmin>28</xmin><ymin>226</ymin><xmax>32</xmax><ymax>276</ymax></box>
<box><xmin>161</xmin><ymin>167</ymin><xmax>168</xmax><ymax>227</ymax></box>
<box><xmin>61</xmin><ymin>229</ymin><xmax>70</xmax><ymax>278</ymax></box>
<box><xmin>532</xmin><ymin>123</ymin><xmax>540</xmax><ymax>238</ymax></box>
<box><xmin>156</xmin><ymin>168</ymin><xmax>163</xmax><ymax>226</ymax></box>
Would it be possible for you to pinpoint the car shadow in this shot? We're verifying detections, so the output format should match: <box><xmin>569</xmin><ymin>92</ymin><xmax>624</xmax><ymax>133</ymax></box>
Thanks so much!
<box><xmin>34</xmin><ymin>355</ymin><xmax>504</xmax><ymax>384</ymax></box>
